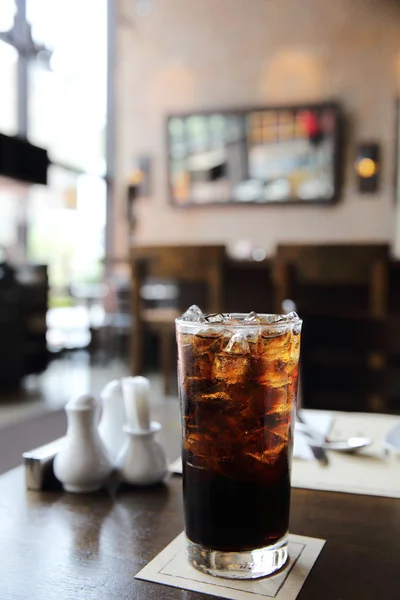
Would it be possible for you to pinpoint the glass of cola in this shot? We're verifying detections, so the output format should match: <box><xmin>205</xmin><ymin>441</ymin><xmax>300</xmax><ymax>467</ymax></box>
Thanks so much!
<box><xmin>176</xmin><ymin>306</ymin><xmax>302</xmax><ymax>579</ymax></box>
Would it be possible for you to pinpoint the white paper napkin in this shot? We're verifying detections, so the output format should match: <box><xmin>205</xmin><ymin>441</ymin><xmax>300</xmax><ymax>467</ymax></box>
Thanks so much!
<box><xmin>293</xmin><ymin>410</ymin><xmax>333</xmax><ymax>460</ymax></box>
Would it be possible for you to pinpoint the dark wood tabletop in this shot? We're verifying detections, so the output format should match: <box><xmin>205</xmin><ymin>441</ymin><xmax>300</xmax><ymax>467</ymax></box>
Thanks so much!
<box><xmin>0</xmin><ymin>399</ymin><xmax>399</xmax><ymax>600</ymax></box>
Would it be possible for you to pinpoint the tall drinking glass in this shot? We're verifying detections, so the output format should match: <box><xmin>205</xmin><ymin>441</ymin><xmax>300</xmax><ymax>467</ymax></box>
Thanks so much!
<box><xmin>176</xmin><ymin>308</ymin><xmax>302</xmax><ymax>579</ymax></box>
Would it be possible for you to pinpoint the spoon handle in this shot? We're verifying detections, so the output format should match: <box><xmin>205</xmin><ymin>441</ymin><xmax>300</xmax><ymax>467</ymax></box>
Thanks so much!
<box><xmin>308</xmin><ymin>443</ymin><xmax>329</xmax><ymax>466</ymax></box>
<box><xmin>295</xmin><ymin>421</ymin><xmax>325</xmax><ymax>443</ymax></box>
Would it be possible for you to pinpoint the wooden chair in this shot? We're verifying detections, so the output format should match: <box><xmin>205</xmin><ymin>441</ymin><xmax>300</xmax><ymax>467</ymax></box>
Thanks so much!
<box><xmin>130</xmin><ymin>245</ymin><xmax>225</xmax><ymax>395</ymax></box>
<box><xmin>301</xmin><ymin>313</ymin><xmax>400</xmax><ymax>413</ymax></box>
<box><xmin>274</xmin><ymin>244</ymin><xmax>389</xmax><ymax>317</ymax></box>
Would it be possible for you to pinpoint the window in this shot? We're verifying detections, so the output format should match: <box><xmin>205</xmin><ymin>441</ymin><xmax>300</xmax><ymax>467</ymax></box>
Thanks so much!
<box><xmin>27</xmin><ymin>167</ymin><xmax>106</xmax><ymax>288</ymax></box>
<box><xmin>28</xmin><ymin>60</ymin><xmax>107</xmax><ymax>174</ymax></box>
<box><xmin>0</xmin><ymin>0</ymin><xmax>16</xmax><ymax>33</ymax></box>
<box><xmin>27</xmin><ymin>0</ymin><xmax>107</xmax><ymax>174</ymax></box>
<box><xmin>0</xmin><ymin>0</ymin><xmax>110</xmax><ymax>290</ymax></box>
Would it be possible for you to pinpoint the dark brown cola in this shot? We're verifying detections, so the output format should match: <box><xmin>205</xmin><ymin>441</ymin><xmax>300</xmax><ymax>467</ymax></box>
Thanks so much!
<box><xmin>177</xmin><ymin>318</ymin><xmax>300</xmax><ymax>552</ymax></box>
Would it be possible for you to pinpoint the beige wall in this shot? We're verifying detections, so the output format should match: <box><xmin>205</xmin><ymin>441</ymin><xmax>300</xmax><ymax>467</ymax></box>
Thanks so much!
<box><xmin>114</xmin><ymin>0</ymin><xmax>400</xmax><ymax>258</ymax></box>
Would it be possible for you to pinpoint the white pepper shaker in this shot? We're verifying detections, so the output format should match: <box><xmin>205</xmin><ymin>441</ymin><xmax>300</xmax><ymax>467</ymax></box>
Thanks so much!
<box><xmin>54</xmin><ymin>395</ymin><xmax>112</xmax><ymax>493</ymax></box>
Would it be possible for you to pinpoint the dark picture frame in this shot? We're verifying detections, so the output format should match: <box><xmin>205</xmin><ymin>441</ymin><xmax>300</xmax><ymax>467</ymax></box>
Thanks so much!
<box><xmin>167</xmin><ymin>101</ymin><xmax>343</xmax><ymax>207</ymax></box>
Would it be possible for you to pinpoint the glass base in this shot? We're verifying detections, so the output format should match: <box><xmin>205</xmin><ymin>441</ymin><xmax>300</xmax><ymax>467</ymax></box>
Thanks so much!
<box><xmin>186</xmin><ymin>535</ymin><xmax>288</xmax><ymax>580</ymax></box>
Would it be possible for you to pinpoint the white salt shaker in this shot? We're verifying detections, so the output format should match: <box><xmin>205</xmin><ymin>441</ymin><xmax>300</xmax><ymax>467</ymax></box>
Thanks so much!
<box><xmin>98</xmin><ymin>380</ymin><xmax>126</xmax><ymax>464</ymax></box>
<box><xmin>118</xmin><ymin>377</ymin><xmax>167</xmax><ymax>485</ymax></box>
<box><xmin>54</xmin><ymin>395</ymin><xmax>112</xmax><ymax>493</ymax></box>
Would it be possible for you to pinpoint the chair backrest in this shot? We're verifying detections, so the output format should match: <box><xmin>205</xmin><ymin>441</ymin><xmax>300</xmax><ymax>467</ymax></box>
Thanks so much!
<box><xmin>274</xmin><ymin>244</ymin><xmax>389</xmax><ymax>317</ymax></box>
<box><xmin>131</xmin><ymin>245</ymin><xmax>226</xmax><ymax>315</ymax></box>
<box><xmin>301</xmin><ymin>313</ymin><xmax>400</xmax><ymax>413</ymax></box>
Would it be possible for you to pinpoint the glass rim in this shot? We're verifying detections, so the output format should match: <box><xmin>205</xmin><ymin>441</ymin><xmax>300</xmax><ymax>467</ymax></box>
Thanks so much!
<box><xmin>175</xmin><ymin>312</ymin><xmax>302</xmax><ymax>329</ymax></box>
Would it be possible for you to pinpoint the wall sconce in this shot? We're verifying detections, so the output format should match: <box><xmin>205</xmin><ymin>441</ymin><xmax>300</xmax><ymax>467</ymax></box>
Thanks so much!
<box><xmin>355</xmin><ymin>143</ymin><xmax>380</xmax><ymax>193</ymax></box>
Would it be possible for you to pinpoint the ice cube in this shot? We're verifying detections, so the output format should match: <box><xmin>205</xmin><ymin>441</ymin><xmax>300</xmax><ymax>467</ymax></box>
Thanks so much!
<box><xmin>267</xmin><ymin>314</ymin><xmax>286</xmax><ymax>323</ymax></box>
<box><xmin>247</xmin><ymin>441</ymin><xmax>286</xmax><ymax>466</ymax></box>
<box><xmin>180</xmin><ymin>305</ymin><xmax>205</xmax><ymax>322</ymax></box>
<box><xmin>243</xmin><ymin>328</ymin><xmax>261</xmax><ymax>349</ymax></box>
<box><xmin>284</xmin><ymin>311</ymin><xmax>299</xmax><ymax>321</ymax></box>
<box><xmin>244</xmin><ymin>312</ymin><xmax>274</xmax><ymax>325</ymax></box>
<box><xmin>197</xmin><ymin>327</ymin><xmax>223</xmax><ymax>339</ymax></box>
<box><xmin>261</xmin><ymin>325</ymin><xmax>288</xmax><ymax>339</ymax></box>
<box><xmin>184</xmin><ymin>430</ymin><xmax>212</xmax><ymax>463</ymax></box>
<box><xmin>256</xmin><ymin>330</ymin><xmax>293</xmax><ymax>386</ymax></box>
<box><xmin>205</xmin><ymin>313</ymin><xmax>226</xmax><ymax>324</ymax></box>
<box><xmin>289</xmin><ymin>332</ymin><xmax>301</xmax><ymax>362</ymax></box>
<box><xmin>257</xmin><ymin>359</ymin><xmax>290</xmax><ymax>388</ymax></box>
<box><xmin>244</xmin><ymin>311</ymin><xmax>260</xmax><ymax>323</ymax></box>
<box><xmin>224</xmin><ymin>317</ymin><xmax>243</xmax><ymax>326</ymax></box>
<box><xmin>260</xmin><ymin>329</ymin><xmax>291</xmax><ymax>350</ymax></box>
<box><xmin>293</xmin><ymin>322</ymin><xmax>302</xmax><ymax>335</ymax></box>
<box><xmin>194</xmin><ymin>328</ymin><xmax>224</xmax><ymax>353</ymax></box>
<box><xmin>212</xmin><ymin>332</ymin><xmax>251</xmax><ymax>384</ymax></box>
<box><xmin>245</xmin><ymin>428</ymin><xmax>287</xmax><ymax>466</ymax></box>
<box><xmin>178</xmin><ymin>345</ymin><xmax>213</xmax><ymax>379</ymax></box>
<box><xmin>224</xmin><ymin>332</ymin><xmax>251</xmax><ymax>355</ymax></box>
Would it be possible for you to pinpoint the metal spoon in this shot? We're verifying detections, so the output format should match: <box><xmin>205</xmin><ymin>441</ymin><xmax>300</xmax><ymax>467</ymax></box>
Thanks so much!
<box><xmin>319</xmin><ymin>437</ymin><xmax>372</xmax><ymax>453</ymax></box>
<box><xmin>295</xmin><ymin>422</ymin><xmax>372</xmax><ymax>453</ymax></box>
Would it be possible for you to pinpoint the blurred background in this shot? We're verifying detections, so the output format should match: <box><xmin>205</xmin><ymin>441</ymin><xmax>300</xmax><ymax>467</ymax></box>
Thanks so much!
<box><xmin>1</xmin><ymin>0</ymin><xmax>400</xmax><ymax>443</ymax></box>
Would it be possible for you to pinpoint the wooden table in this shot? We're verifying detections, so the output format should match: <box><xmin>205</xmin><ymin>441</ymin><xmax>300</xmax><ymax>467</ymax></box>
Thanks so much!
<box><xmin>0</xmin><ymin>401</ymin><xmax>399</xmax><ymax>600</ymax></box>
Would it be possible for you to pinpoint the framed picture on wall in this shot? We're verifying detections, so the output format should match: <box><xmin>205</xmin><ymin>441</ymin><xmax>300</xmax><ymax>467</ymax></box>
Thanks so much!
<box><xmin>167</xmin><ymin>102</ymin><xmax>342</xmax><ymax>207</ymax></box>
